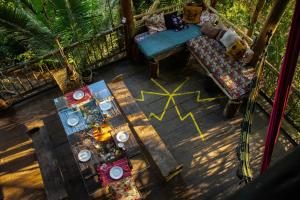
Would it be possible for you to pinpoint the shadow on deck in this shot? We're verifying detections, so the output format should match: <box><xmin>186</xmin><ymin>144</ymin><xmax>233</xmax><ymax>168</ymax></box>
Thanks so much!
<box><xmin>0</xmin><ymin>59</ymin><xmax>294</xmax><ymax>200</ymax></box>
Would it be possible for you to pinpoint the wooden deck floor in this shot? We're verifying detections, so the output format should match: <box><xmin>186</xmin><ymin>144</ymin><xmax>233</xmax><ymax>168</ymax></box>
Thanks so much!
<box><xmin>0</xmin><ymin>59</ymin><xmax>295</xmax><ymax>200</ymax></box>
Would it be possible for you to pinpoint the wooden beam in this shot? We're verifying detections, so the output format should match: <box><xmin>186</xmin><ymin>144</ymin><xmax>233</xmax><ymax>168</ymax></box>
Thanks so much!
<box><xmin>121</xmin><ymin>0</ymin><xmax>134</xmax><ymax>56</ymax></box>
<box><xmin>250</xmin><ymin>0</ymin><xmax>291</xmax><ymax>66</ymax></box>
<box><xmin>247</xmin><ymin>0</ymin><xmax>265</xmax><ymax>37</ymax></box>
<box><xmin>27</xmin><ymin>127</ymin><xmax>68</xmax><ymax>200</ymax></box>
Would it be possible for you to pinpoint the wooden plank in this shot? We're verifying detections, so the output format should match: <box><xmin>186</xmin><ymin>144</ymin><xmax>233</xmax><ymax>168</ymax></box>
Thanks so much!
<box><xmin>27</xmin><ymin>127</ymin><xmax>68</xmax><ymax>200</ymax></box>
<box><xmin>53</xmin><ymin>142</ymin><xmax>91</xmax><ymax>200</ymax></box>
<box><xmin>108</xmin><ymin>80</ymin><xmax>182</xmax><ymax>181</ymax></box>
<box><xmin>43</xmin><ymin>114</ymin><xmax>69</xmax><ymax>147</ymax></box>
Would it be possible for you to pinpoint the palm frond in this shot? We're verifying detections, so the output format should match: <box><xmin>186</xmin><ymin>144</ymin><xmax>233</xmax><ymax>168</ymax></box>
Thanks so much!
<box><xmin>0</xmin><ymin>2</ymin><xmax>55</xmax><ymax>53</ymax></box>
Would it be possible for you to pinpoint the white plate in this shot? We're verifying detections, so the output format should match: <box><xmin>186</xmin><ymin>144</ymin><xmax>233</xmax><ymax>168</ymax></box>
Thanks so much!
<box><xmin>116</xmin><ymin>131</ymin><xmax>129</xmax><ymax>143</ymax></box>
<box><xmin>67</xmin><ymin>115</ymin><xmax>79</xmax><ymax>127</ymax></box>
<box><xmin>73</xmin><ymin>90</ymin><xmax>85</xmax><ymax>100</ymax></box>
<box><xmin>109</xmin><ymin>166</ymin><xmax>123</xmax><ymax>180</ymax></box>
<box><xmin>78</xmin><ymin>149</ymin><xmax>91</xmax><ymax>162</ymax></box>
<box><xmin>99</xmin><ymin>101</ymin><xmax>112</xmax><ymax>111</ymax></box>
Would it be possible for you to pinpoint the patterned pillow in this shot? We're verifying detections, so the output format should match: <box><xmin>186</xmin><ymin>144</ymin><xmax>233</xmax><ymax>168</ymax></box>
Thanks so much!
<box><xmin>183</xmin><ymin>4</ymin><xmax>202</xmax><ymax>24</ymax></box>
<box><xmin>241</xmin><ymin>47</ymin><xmax>254</xmax><ymax>65</ymax></box>
<box><xmin>171</xmin><ymin>15</ymin><xmax>187</xmax><ymax>31</ymax></box>
<box><xmin>145</xmin><ymin>13</ymin><xmax>167</xmax><ymax>34</ymax></box>
<box><xmin>220</xmin><ymin>28</ymin><xmax>240</xmax><ymax>49</ymax></box>
<box><xmin>226</xmin><ymin>39</ymin><xmax>247</xmax><ymax>61</ymax></box>
<box><xmin>200</xmin><ymin>22</ymin><xmax>221</xmax><ymax>38</ymax></box>
<box><xmin>199</xmin><ymin>10</ymin><xmax>219</xmax><ymax>26</ymax></box>
<box><xmin>164</xmin><ymin>11</ymin><xmax>178</xmax><ymax>29</ymax></box>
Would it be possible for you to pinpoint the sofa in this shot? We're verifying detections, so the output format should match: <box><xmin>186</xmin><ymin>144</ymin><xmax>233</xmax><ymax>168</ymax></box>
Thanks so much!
<box><xmin>187</xmin><ymin>35</ymin><xmax>255</xmax><ymax>100</ymax></box>
<box><xmin>134</xmin><ymin>24</ymin><xmax>202</xmax><ymax>77</ymax></box>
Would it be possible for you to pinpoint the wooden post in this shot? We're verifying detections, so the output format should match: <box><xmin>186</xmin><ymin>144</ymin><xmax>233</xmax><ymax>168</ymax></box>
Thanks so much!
<box><xmin>247</xmin><ymin>0</ymin><xmax>265</xmax><ymax>37</ymax></box>
<box><xmin>121</xmin><ymin>0</ymin><xmax>134</xmax><ymax>57</ymax></box>
<box><xmin>250</xmin><ymin>0</ymin><xmax>290</xmax><ymax>66</ymax></box>
<box><xmin>211</xmin><ymin>0</ymin><xmax>217</xmax><ymax>8</ymax></box>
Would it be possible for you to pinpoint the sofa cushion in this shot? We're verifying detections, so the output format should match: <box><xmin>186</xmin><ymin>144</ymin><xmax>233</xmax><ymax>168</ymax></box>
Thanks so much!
<box><xmin>145</xmin><ymin>13</ymin><xmax>167</xmax><ymax>34</ymax></box>
<box><xmin>226</xmin><ymin>39</ymin><xmax>247</xmax><ymax>60</ymax></box>
<box><xmin>135</xmin><ymin>24</ymin><xmax>201</xmax><ymax>59</ymax></box>
<box><xmin>199</xmin><ymin>10</ymin><xmax>219</xmax><ymax>26</ymax></box>
<box><xmin>164</xmin><ymin>11</ymin><xmax>178</xmax><ymax>29</ymax></box>
<box><xmin>220</xmin><ymin>29</ymin><xmax>240</xmax><ymax>49</ymax></box>
<box><xmin>201</xmin><ymin>22</ymin><xmax>221</xmax><ymax>39</ymax></box>
<box><xmin>183</xmin><ymin>4</ymin><xmax>202</xmax><ymax>24</ymax></box>
<box><xmin>187</xmin><ymin>35</ymin><xmax>255</xmax><ymax>99</ymax></box>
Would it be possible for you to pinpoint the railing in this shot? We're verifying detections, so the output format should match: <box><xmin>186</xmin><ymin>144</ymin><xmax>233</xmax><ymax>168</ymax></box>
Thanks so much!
<box><xmin>261</xmin><ymin>61</ymin><xmax>300</xmax><ymax>132</ymax></box>
<box><xmin>0</xmin><ymin>25</ymin><xmax>126</xmax><ymax>105</ymax></box>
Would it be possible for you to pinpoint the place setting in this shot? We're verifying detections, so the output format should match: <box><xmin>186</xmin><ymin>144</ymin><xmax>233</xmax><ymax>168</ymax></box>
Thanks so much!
<box><xmin>58</xmin><ymin>108</ymin><xmax>88</xmax><ymax>135</ymax></box>
<box><xmin>98</xmin><ymin>99</ymin><xmax>119</xmax><ymax>118</ymax></box>
<box><xmin>97</xmin><ymin>157</ymin><xmax>132</xmax><ymax>186</ymax></box>
<box><xmin>65</xmin><ymin>86</ymin><xmax>92</xmax><ymax>106</ymax></box>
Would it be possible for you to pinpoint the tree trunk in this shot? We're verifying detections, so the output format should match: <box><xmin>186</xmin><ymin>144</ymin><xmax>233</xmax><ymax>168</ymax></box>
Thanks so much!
<box><xmin>247</xmin><ymin>0</ymin><xmax>265</xmax><ymax>37</ymax></box>
<box><xmin>250</xmin><ymin>0</ymin><xmax>291</xmax><ymax>67</ymax></box>
<box><xmin>211</xmin><ymin>0</ymin><xmax>217</xmax><ymax>8</ymax></box>
<box><xmin>121</xmin><ymin>0</ymin><xmax>134</xmax><ymax>57</ymax></box>
<box><xmin>55</xmin><ymin>37</ymin><xmax>74</xmax><ymax>79</ymax></box>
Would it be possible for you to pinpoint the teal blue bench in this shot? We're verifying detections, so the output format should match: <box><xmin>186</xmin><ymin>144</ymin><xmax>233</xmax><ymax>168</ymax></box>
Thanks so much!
<box><xmin>134</xmin><ymin>24</ymin><xmax>202</xmax><ymax>77</ymax></box>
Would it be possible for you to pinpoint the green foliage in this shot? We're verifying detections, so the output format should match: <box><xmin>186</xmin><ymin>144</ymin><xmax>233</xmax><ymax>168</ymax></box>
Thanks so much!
<box><xmin>0</xmin><ymin>0</ymin><xmax>120</xmax><ymax>61</ymax></box>
<box><xmin>133</xmin><ymin>0</ymin><xmax>190</xmax><ymax>15</ymax></box>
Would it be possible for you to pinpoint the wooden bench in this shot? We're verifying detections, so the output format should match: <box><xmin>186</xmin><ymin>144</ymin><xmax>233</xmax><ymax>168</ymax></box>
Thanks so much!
<box><xmin>26</xmin><ymin>127</ymin><xmax>68</xmax><ymax>200</ymax></box>
<box><xmin>108</xmin><ymin>78</ymin><xmax>182</xmax><ymax>181</ymax></box>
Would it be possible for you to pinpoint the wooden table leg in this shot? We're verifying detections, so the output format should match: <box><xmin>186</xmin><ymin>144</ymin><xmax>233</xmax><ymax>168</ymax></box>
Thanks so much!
<box><xmin>149</xmin><ymin>60</ymin><xmax>159</xmax><ymax>78</ymax></box>
<box><xmin>223</xmin><ymin>99</ymin><xmax>242</xmax><ymax>118</ymax></box>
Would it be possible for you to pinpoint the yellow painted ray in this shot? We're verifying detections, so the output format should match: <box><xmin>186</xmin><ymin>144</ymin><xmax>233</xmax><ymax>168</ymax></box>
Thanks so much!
<box><xmin>135</xmin><ymin>91</ymin><xmax>168</xmax><ymax>102</ymax></box>
<box><xmin>135</xmin><ymin>78</ymin><xmax>223</xmax><ymax>141</ymax></box>
<box><xmin>172</xmin><ymin>98</ymin><xmax>205</xmax><ymax>141</ymax></box>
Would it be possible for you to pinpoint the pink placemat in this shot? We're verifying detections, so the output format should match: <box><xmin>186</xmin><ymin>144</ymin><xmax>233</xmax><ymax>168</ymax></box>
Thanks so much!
<box><xmin>65</xmin><ymin>86</ymin><xmax>92</xmax><ymax>107</ymax></box>
<box><xmin>97</xmin><ymin>158</ymin><xmax>132</xmax><ymax>186</ymax></box>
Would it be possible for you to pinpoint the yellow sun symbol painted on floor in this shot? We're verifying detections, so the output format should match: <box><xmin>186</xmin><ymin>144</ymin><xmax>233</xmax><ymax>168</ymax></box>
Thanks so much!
<box><xmin>136</xmin><ymin>77</ymin><xmax>223</xmax><ymax>141</ymax></box>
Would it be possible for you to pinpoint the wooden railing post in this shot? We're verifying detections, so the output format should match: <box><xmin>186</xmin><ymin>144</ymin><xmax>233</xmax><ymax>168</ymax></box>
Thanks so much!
<box><xmin>250</xmin><ymin>0</ymin><xmax>290</xmax><ymax>66</ymax></box>
<box><xmin>121</xmin><ymin>0</ymin><xmax>134</xmax><ymax>57</ymax></box>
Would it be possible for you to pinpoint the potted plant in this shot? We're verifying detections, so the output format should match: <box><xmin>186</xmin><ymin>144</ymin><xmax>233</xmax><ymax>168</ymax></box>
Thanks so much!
<box><xmin>81</xmin><ymin>68</ymin><xmax>93</xmax><ymax>84</ymax></box>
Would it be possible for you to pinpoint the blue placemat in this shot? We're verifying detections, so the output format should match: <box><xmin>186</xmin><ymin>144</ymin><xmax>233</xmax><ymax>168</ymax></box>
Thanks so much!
<box><xmin>88</xmin><ymin>80</ymin><xmax>112</xmax><ymax>100</ymax></box>
<box><xmin>58</xmin><ymin>108</ymin><xmax>88</xmax><ymax>136</ymax></box>
<box><xmin>136</xmin><ymin>24</ymin><xmax>202</xmax><ymax>59</ymax></box>
<box><xmin>54</xmin><ymin>96</ymin><xmax>68</xmax><ymax>111</ymax></box>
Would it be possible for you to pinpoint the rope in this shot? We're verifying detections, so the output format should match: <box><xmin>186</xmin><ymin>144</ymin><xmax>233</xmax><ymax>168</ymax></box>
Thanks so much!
<box><xmin>236</xmin><ymin>36</ymin><xmax>271</xmax><ymax>183</ymax></box>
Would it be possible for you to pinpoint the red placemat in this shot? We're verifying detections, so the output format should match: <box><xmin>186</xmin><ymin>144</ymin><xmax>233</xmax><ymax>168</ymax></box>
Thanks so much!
<box><xmin>65</xmin><ymin>86</ymin><xmax>92</xmax><ymax>107</ymax></box>
<box><xmin>97</xmin><ymin>158</ymin><xmax>132</xmax><ymax>186</ymax></box>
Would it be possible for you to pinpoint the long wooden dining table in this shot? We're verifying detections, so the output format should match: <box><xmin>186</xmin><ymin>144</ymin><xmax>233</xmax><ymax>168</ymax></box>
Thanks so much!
<box><xmin>51</xmin><ymin>80</ymin><xmax>149</xmax><ymax>199</ymax></box>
